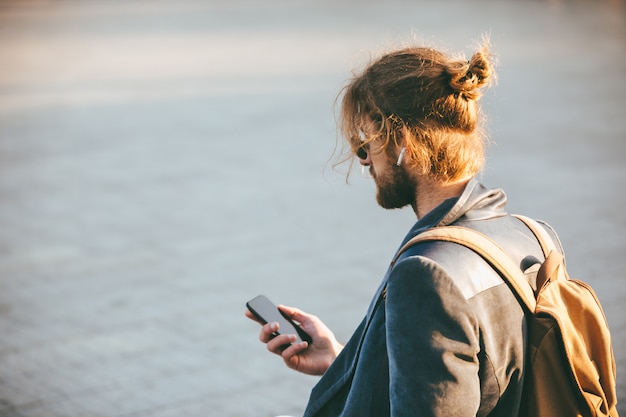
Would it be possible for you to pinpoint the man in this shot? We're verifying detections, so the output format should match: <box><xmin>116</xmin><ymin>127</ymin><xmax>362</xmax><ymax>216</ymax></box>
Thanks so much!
<box><xmin>246</xmin><ymin>43</ymin><xmax>556</xmax><ymax>416</ymax></box>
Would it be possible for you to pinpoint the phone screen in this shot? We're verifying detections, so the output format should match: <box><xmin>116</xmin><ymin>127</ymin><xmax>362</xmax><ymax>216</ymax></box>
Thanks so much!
<box><xmin>246</xmin><ymin>295</ymin><xmax>312</xmax><ymax>344</ymax></box>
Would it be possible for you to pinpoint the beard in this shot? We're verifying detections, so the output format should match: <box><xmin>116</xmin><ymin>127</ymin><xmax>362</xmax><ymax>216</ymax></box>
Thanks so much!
<box><xmin>372</xmin><ymin>163</ymin><xmax>416</xmax><ymax>210</ymax></box>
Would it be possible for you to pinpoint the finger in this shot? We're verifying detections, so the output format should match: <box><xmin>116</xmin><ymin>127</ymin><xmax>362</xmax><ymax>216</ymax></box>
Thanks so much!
<box><xmin>259</xmin><ymin>322</ymin><xmax>280</xmax><ymax>343</ymax></box>
<box><xmin>245</xmin><ymin>309</ymin><xmax>263</xmax><ymax>325</ymax></box>
<box><xmin>266</xmin><ymin>334</ymin><xmax>296</xmax><ymax>355</ymax></box>
<box><xmin>281</xmin><ymin>340</ymin><xmax>309</xmax><ymax>359</ymax></box>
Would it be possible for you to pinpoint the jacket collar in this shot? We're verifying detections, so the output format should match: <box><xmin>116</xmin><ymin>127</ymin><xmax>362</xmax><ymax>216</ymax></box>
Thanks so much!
<box><xmin>399</xmin><ymin>178</ymin><xmax>507</xmax><ymax>247</ymax></box>
<box><xmin>366</xmin><ymin>179</ymin><xmax>507</xmax><ymax>319</ymax></box>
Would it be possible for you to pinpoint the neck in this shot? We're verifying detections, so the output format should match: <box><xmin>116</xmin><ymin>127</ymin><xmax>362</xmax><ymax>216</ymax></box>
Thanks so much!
<box><xmin>412</xmin><ymin>177</ymin><xmax>469</xmax><ymax>219</ymax></box>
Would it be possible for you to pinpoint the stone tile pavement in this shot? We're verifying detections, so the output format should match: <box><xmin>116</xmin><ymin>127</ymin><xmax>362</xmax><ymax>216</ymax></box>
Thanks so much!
<box><xmin>0</xmin><ymin>1</ymin><xmax>624</xmax><ymax>416</ymax></box>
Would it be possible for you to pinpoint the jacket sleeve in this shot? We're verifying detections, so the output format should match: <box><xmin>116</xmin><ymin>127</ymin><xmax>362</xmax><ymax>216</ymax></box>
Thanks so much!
<box><xmin>385</xmin><ymin>254</ymin><xmax>481</xmax><ymax>417</ymax></box>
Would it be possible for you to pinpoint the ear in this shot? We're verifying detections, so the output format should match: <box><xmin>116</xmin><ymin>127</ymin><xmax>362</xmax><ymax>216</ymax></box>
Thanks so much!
<box><xmin>395</xmin><ymin>125</ymin><xmax>411</xmax><ymax>161</ymax></box>
<box><xmin>398</xmin><ymin>124</ymin><xmax>412</xmax><ymax>146</ymax></box>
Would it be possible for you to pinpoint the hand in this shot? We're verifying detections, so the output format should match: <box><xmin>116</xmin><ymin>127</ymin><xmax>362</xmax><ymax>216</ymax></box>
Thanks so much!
<box><xmin>245</xmin><ymin>305</ymin><xmax>343</xmax><ymax>376</ymax></box>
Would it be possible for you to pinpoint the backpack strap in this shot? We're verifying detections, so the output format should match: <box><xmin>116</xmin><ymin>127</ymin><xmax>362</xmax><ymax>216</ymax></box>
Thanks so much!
<box><xmin>393</xmin><ymin>226</ymin><xmax>537</xmax><ymax>313</ymax></box>
<box><xmin>513</xmin><ymin>214</ymin><xmax>556</xmax><ymax>257</ymax></box>
<box><xmin>513</xmin><ymin>214</ymin><xmax>569</xmax><ymax>290</ymax></box>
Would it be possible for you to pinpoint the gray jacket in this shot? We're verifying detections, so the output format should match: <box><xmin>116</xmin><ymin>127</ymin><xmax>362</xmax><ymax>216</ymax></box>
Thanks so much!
<box><xmin>303</xmin><ymin>179</ymin><xmax>559</xmax><ymax>417</ymax></box>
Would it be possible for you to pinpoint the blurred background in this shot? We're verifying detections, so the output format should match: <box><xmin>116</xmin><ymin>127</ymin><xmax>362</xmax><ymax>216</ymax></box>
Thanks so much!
<box><xmin>0</xmin><ymin>0</ymin><xmax>624</xmax><ymax>416</ymax></box>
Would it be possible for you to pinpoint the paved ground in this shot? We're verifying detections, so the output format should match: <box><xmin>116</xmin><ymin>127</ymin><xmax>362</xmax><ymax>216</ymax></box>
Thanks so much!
<box><xmin>0</xmin><ymin>1</ymin><xmax>624</xmax><ymax>416</ymax></box>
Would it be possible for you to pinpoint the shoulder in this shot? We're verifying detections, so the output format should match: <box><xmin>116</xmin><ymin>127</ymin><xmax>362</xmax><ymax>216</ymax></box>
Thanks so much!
<box><xmin>389</xmin><ymin>240</ymin><xmax>504</xmax><ymax>301</ymax></box>
<box><xmin>391</xmin><ymin>214</ymin><xmax>552</xmax><ymax>300</ymax></box>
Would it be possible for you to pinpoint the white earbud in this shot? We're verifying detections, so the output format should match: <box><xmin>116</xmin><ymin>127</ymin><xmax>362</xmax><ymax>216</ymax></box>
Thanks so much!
<box><xmin>396</xmin><ymin>147</ymin><xmax>406</xmax><ymax>166</ymax></box>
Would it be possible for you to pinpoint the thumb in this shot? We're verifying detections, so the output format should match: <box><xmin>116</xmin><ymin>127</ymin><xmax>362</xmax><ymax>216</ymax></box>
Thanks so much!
<box><xmin>277</xmin><ymin>305</ymin><xmax>308</xmax><ymax>324</ymax></box>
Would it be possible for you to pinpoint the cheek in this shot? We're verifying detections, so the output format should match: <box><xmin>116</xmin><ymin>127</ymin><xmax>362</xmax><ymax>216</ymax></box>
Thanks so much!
<box><xmin>370</xmin><ymin>150</ymin><xmax>391</xmax><ymax>168</ymax></box>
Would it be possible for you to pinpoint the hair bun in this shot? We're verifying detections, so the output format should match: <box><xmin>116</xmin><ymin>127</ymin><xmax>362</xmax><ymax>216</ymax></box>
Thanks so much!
<box><xmin>447</xmin><ymin>48</ymin><xmax>493</xmax><ymax>100</ymax></box>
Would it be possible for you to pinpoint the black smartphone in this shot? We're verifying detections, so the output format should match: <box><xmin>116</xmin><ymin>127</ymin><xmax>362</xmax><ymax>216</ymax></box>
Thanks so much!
<box><xmin>246</xmin><ymin>295</ymin><xmax>312</xmax><ymax>345</ymax></box>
